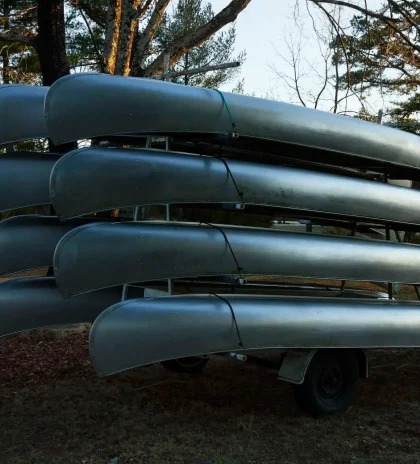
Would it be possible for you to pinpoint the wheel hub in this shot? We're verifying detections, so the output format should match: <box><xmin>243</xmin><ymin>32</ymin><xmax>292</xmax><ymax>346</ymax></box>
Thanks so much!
<box><xmin>319</xmin><ymin>366</ymin><xmax>343</xmax><ymax>398</ymax></box>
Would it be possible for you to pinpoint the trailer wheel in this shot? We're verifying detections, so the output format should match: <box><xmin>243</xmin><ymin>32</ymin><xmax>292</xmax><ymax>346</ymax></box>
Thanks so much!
<box><xmin>293</xmin><ymin>350</ymin><xmax>359</xmax><ymax>416</ymax></box>
<box><xmin>161</xmin><ymin>356</ymin><xmax>209</xmax><ymax>374</ymax></box>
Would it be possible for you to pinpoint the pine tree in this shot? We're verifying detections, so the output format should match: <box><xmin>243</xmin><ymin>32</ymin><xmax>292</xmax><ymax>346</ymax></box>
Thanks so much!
<box><xmin>154</xmin><ymin>0</ymin><xmax>245</xmax><ymax>87</ymax></box>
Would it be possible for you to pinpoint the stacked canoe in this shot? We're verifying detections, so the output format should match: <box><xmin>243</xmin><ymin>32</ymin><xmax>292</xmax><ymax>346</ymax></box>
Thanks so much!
<box><xmin>3</xmin><ymin>74</ymin><xmax>420</xmax><ymax>377</ymax></box>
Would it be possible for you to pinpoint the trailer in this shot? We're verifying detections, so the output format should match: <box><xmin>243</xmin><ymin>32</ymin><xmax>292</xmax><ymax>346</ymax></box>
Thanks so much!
<box><xmin>2</xmin><ymin>76</ymin><xmax>420</xmax><ymax>416</ymax></box>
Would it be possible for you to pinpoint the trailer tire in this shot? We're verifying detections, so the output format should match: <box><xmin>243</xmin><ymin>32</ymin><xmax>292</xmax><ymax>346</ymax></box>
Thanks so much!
<box><xmin>293</xmin><ymin>349</ymin><xmax>359</xmax><ymax>416</ymax></box>
<box><xmin>161</xmin><ymin>356</ymin><xmax>209</xmax><ymax>374</ymax></box>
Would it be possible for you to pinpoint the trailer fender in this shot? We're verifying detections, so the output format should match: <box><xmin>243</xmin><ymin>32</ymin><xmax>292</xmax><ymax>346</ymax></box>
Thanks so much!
<box><xmin>278</xmin><ymin>348</ymin><xmax>368</xmax><ymax>384</ymax></box>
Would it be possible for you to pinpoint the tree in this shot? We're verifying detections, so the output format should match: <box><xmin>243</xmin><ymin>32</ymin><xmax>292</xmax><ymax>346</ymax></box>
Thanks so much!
<box><xmin>154</xmin><ymin>0</ymin><xmax>245</xmax><ymax>88</ymax></box>
<box><xmin>310</xmin><ymin>0</ymin><xmax>420</xmax><ymax>128</ymax></box>
<box><xmin>0</xmin><ymin>0</ymin><xmax>39</xmax><ymax>84</ymax></box>
<box><xmin>97</xmin><ymin>0</ymin><xmax>250</xmax><ymax>77</ymax></box>
<box><xmin>0</xmin><ymin>0</ymin><xmax>70</xmax><ymax>86</ymax></box>
<box><xmin>270</xmin><ymin>1</ymin><xmax>366</xmax><ymax>114</ymax></box>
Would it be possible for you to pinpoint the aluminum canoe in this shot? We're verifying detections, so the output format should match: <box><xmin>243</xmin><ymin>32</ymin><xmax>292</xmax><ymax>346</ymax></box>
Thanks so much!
<box><xmin>0</xmin><ymin>215</ymin><xmax>93</xmax><ymax>276</ymax></box>
<box><xmin>51</xmin><ymin>146</ymin><xmax>420</xmax><ymax>225</ymax></box>
<box><xmin>54</xmin><ymin>222</ymin><xmax>420</xmax><ymax>297</ymax></box>
<box><xmin>90</xmin><ymin>295</ymin><xmax>420</xmax><ymax>377</ymax></box>
<box><xmin>45</xmin><ymin>73</ymin><xmax>420</xmax><ymax>176</ymax></box>
<box><xmin>0</xmin><ymin>277</ymin><xmax>143</xmax><ymax>337</ymax></box>
<box><xmin>0</xmin><ymin>84</ymin><xmax>48</xmax><ymax>145</ymax></box>
<box><xmin>0</xmin><ymin>151</ymin><xmax>60</xmax><ymax>213</ymax></box>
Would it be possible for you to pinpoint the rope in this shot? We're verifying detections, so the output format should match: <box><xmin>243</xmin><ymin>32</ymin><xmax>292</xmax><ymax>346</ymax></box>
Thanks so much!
<box><xmin>211</xmin><ymin>293</ymin><xmax>244</xmax><ymax>348</ymax></box>
<box><xmin>212</xmin><ymin>88</ymin><xmax>238</xmax><ymax>138</ymax></box>
<box><xmin>212</xmin><ymin>156</ymin><xmax>244</xmax><ymax>208</ymax></box>
<box><xmin>200</xmin><ymin>222</ymin><xmax>244</xmax><ymax>279</ymax></box>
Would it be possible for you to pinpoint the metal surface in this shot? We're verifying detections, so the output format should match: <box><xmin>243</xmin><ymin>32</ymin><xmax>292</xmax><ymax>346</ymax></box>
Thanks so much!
<box><xmin>0</xmin><ymin>84</ymin><xmax>48</xmax><ymax>144</ymax></box>
<box><xmin>45</xmin><ymin>73</ymin><xmax>420</xmax><ymax>175</ymax></box>
<box><xmin>89</xmin><ymin>295</ymin><xmax>420</xmax><ymax>377</ymax></box>
<box><xmin>142</xmin><ymin>279</ymin><xmax>390</xmax><ymax>299</ymax></box>
<box><xmin>54</xmin><ymin>221</ymin><xmax>420</xmax><ymax>297</ymax></box>
<box><xmin>277</xmin><ymin>350</ymin><xmax>317</xmax><ymax>384</ymax></box>
<box><xmin>0</xmin><ymin>215</ymin><xmax>93</xmax><ymax>276</ymax></box>
<box><xmin>0</xmin><ymin>277</ymin><xmax>143</xmax><ymax>337</ymax></box>
<box><xmin>0</xmin><ymin>151</ymin><xmax>59</xmax><ymax>213</ymax></box>
<box><xmin>51</xmin><ymin>147</ymin><xmax>420</xmax><ymax>226</ymax></box>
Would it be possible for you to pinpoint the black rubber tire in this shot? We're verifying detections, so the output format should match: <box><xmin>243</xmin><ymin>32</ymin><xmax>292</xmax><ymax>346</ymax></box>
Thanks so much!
<box><xmin>293</xmin><ymin>350</ymin><xmax>359</xmax><ymax>416</ymax></box>
<box><xmin>161</xmin><ymin>356</ymin><xmax>209</xmax><ymax>374</ymax></box>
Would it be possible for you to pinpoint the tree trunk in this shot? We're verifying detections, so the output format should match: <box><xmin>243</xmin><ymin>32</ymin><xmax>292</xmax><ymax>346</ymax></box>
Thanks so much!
<box><xmin>2</xmin><ymin>52</ymin><xmax>10</xmax><ymax>84</ymax></box>
<box><xmin>103</xmin><ymin>0</ymin><xmax>122</xmax><ymax>74</ymax></box>
<box><xmin>33</xmin><ymin>0</ymin><xmax>70</xmax><ymax>86</ymax></box>
<box><xmin>2</xmin><ymin>0</ymin><xmax>11</xmax><ymax>84</ymax></box>
<box><xmin>114</xmin><ymin>0</ymin><xmax>139</xmax><ymax>76</ymax></box>
<box><xmin>184</xmin><ymin>52</ymin><xmax>189</xmax><ymax>85</ymax></box>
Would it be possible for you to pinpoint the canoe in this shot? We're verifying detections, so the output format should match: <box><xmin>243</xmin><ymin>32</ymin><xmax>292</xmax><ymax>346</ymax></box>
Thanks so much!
<box><xmin>54</xmin><ymin>221</ymin><xmax>420</xmax><ymax>297</ymax></box>
<box><xmin>45</xmin><ymin>73</ymin><xmax>420</xmax><ymax>177</ymax></box>
<box><xmin>51</xmin><ymin>146</ymin><xmax>420</xmax><ymax>226</ymax></box>
<box><xmin>0</xmin><ymin>215</ymin><xmax>93</xmax><ymax>276</ymax></box>
<box><xmin>0</xmin><ymin>84</ymin><xmax>48</xmax><ymax>145</ymax></box>
<box><xmin>0</xmin><ymin>277</ymin><xmax>142</xmax><ymax>337</ymax></box>
<box><xmin>0</xmin><ymin>151</ymin><xmax>59</xmax><ymax>213</ymax></box>
<box><xmin>89</xmin><ymin>295</ymin><xmax>420</xmax><ymax>377</ymax></box>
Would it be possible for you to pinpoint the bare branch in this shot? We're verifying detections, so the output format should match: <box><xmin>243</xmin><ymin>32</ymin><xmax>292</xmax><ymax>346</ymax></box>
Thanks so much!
<box><xmin>135</xmin><ymin>0</ymin><xmax>153</xmax><ymax>20</ymax></box>
<box><xmin>156</xmin><ymin>61</ymin><xmax>241</xmax><ymax>79</ymax></box>
<box><xmin>131</xmin><ymin>0</ymin><xmax>170</xmax><ymax>75</ymax></box>
<box><xmin>141</xmin><ymin>0</ymin><xmax>251</xmax><ymax>77</ymax></box>
<box><xmin>387</xmin><ymin>0</ymin><xmax>420</xmax><ymax>36</ymax></box>
<box><xmin>310</xmin><ymin>0</ymin><xmax>400</xmax><ymax>22</ymax></box>
<box><xmin>77</xmin><ymin>6</ymin><xmax>102</xmax><ymax>62</ymax></box>
<box><xmin>0</xmin><ymin>31</ymin><xmax>35</xmax><ymax>45</ymax></box>
<box><xmin>312</xmin><ymin>0</ymin><xmax>420</xmax><ymax>54</ymax></box>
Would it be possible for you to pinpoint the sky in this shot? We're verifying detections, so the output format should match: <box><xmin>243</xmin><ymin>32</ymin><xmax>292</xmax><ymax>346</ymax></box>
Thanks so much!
<box><xmin>212</xmin><ymin>0</ymin><xmax>307</xmax><ymax>98</ymax></box>
<box><xmin>210</xmin><ymin>0</ymin><xmax>388</xmax><ymax>114</ymax></box>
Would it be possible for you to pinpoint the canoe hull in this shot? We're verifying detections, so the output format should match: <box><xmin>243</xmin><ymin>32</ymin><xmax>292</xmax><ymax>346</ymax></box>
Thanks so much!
<box><xmin>51</xmin><ymin>147</ymin><xmax>420</xmax><ymax>226</ymax></box>
<box><xmin>0</xmin><ymin>215</ymin><xmax>93</xmax><ymax>276</ymax></box>
<box><xmin>90</xmin><ymin>295</ymin><xmax>420</xmax><ymax>377</ymax></box>
<box><xmin>0</xmin><ymin>152</ymin><xmax>60</xmax><ymax>213</ymax></box>
<box><xmin>54</xmin><ymin>222</ymin><xmax>420</xmax><ymax>297</ymax></box>
<box><xmin>0</xmin><ymin>277</ymin><xmax>144</xmax><ymax>337</ymax></box>
<box><xmin>0</xmin><ymin>85</ymin><xmax>48</xmax><ymax>144</ymax></box>
<box><xmin>45</xmin><ymin>74</ymin><xmax>420</xmax><ymax>176</ymax></box>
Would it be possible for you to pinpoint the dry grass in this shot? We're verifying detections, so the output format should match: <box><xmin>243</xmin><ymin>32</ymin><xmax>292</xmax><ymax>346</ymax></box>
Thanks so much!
<box><xmin>1</xmin><ymin>331</ymin><xmax>420</xmax><ymax>464</ymax></box>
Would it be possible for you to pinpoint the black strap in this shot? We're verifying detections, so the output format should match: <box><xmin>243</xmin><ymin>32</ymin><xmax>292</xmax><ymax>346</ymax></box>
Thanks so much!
<box><xmin>200</xmin><ymin>222</ymin><xmax>244</xmax><ymax>279</ymax></box>
<box><xmin>214</xmin><ymin>156</ymin><xmax>245</xmax><ymax>208</ymax></box>
<box><xmin>211</xmin><ymin>293</ymin><xmax>244</xmax><ymax>348</ymax></box>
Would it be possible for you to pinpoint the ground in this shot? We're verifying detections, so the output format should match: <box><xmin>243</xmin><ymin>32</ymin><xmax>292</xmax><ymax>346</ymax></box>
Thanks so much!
<box><xmin>1</xmin><ymin>330</ymin><xmax>420</xmax><ymax>464</ymax></box>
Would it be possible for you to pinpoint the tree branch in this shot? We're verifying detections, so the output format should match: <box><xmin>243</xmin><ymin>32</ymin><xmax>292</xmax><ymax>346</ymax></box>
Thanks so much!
<box><xmin>131</xmin><ymin>0</ymin><xmax>170</xmax><ymax>75</ymax></box>
<box><xmin>313</xmin><ymin>0</ymin><xmax>420</xmax><ymax>55</ymax></box>
<box><xmin>0</xmin><ymin>31</ymin><xmax>35</xmax><ymax>45</ymax></box>
<box><xmin>68</xmin><ymin>0</ymin><xmax>107</xmax><ymax>28</ymax></box>
<box><xmin>311</xmin><ymin>0</ymin><xmax>400</xmax><ymax>22</ymax></box>
<box><xmin>141</xmin><ymin>0</ymin><xmax>251</xmax><ymax>77</ymax></box>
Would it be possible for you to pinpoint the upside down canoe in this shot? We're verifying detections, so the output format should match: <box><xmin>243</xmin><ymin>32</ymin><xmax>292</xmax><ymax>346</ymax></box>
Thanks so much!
<box><xmin>53</xmin><ymin>221</ymin><xmax>420</xmax><ymax>297</ymax></box>
<box><xmin>90</xmin><ymin>295</ymin><xmax>420</xmax><ymax>377</ymax></box>
<box><xmin>51</xmin><ymin>146</ymin><xmax>420</xmax><ymax>226</ymax></box>
<box><xmin>44</xmin><ymin>73</ymin><xmax>420</xmax><ymax>177</ymax></box>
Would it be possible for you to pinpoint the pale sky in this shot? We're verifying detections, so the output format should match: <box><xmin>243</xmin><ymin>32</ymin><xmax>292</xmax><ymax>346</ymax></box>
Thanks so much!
<box><xmin>213</xmin><ymin>0</ymin><xmax>303</xmax><ymax>97</ymax></box>
<box><xmin>211</xmin><ymin>0</ymin><xmax>388</xmax><ymax>115</ymax></box>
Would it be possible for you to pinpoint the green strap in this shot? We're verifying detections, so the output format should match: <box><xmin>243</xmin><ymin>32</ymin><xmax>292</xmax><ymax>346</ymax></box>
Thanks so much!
<box><xmin>212</xmin><ymin>88</ymin><xmax>237</xmax><ymax>135</ymax></box>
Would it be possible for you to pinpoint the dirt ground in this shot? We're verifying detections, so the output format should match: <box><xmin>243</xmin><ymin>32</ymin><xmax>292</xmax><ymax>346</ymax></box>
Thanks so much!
<box><xmin>1</xmin><ymin>330</ymin><xmax>420</xmax><ymax>464</ymax></box>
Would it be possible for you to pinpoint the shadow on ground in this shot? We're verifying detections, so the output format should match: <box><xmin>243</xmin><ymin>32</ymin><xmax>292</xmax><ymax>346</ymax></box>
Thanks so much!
<box><xmin>1</xmin><ymin>331</ymin><xmax>420</xmax><ymax>464</ymax></box>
